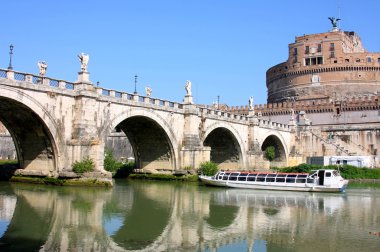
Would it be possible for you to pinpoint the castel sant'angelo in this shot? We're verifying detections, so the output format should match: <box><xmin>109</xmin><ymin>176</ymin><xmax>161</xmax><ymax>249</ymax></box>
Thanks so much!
<box><xmin>229</xmin><ymin>18</ymin><xmax>380</xmax><ymax>167</ymax></box>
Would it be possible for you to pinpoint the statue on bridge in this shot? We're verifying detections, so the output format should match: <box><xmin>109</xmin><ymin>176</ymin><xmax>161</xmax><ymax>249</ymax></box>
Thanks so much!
<box><xmin>185</xmin><ymin>80</ymin><xmax>192</xmax><ymax>96</ymax></box>
<box><xmin>249</xmin><ymin>96</ymin><xmax>254</xmax><ymax>111</ymax></box>
<box><xmin>37</xmin><ymin>61</ymin><xmax>48</xmax><ymax>76</ymax></box>
<box><xmin>78</xmin><ymin>53</ymin><xmax>89</xmax><ymax>72</ymax></box>
<box><xmin>145</xmin><ymin>86</ymin><xmax>152</xmax><ymax>97</ymax></box>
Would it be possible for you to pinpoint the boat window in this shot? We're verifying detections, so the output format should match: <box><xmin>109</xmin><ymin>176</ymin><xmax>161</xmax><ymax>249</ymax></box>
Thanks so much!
<box><xmin>286</xmin><ymin>175</ymin><xmax>296</xmax><ymax>183</ymax></box>
<box><xmin>266</xmin><ymin>176</ymin><xmax>275</xmax><ymax>182</ymax></box>
<box><xmin>276</xmin><ymin>174</ymin><xmax>286</xmax><ymax>177</ymax></box>
<box><xmin>257</xmin><ymin>174</ymin><xmax>266</xmax><ymax>182</ymax></box>
<box><xmin>267</xmin><ymin>174</ymin><xmax>276</xmax><ymax>177</ymax></box>
<box><xmin>238</xmin><ymin>175</ymin><xmax>247</xmax><ymax>181</ymax></box>
<box><xmin>296</xmin><ymin>178</ymin><xmax>306</xmax><ymax>183</ymax></box>
<box><xmin>247</xmin><ymin>174</ymin><xmax>256</xmax><ymax>181</ymax></box>
<box><xmin>333</xmin><ymin>170</ymin><xmax>339</xmax><ymax>176</ymax></box>
<box><xmin>297</xmin><ymin>175</ymin><xmax>307</xmax><ymax>178</ymax></box>
<box><xmin>325</xmin><ymin>172</ymin><xmax>331</xmax><ymax>177</ymax></box>
<box><xmin>276</xmin><ymin>177</ymin><xmax>285</xmax><ymax>182</ymax></box>
<box><xmin>229</xmin><ymin>173</ymin><xmax>239</xmax><ymax>181</ymax></box>
<box><xmin>307</xmin><ymin>178</ymin><xmax>314</xmax><ymax>183</ymax></box>
<box><xmin>222</xmin><ymin>173</ymin><xmax>230</xmax><ymax>180</ymax></box>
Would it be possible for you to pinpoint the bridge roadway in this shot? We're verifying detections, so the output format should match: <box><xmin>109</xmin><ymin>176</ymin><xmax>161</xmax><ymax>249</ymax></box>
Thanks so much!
<box><xmin>0</xmin><ymin>68</ymin><xmax>292</xmax><ymax>179</ymax></box>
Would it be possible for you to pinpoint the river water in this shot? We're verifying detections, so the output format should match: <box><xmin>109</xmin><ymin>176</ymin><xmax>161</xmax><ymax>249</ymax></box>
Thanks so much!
<box><xmin>0</xmin><ymin>180</ymin><xmax>379</xmax><ymax>252</ymax></box>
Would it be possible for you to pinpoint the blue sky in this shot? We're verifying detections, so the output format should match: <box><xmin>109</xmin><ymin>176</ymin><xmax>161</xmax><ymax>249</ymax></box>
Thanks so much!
<box><xmin>1</xmin><ymin>0</ymin><xmax>379</xmax><ymax>106</ymax></box>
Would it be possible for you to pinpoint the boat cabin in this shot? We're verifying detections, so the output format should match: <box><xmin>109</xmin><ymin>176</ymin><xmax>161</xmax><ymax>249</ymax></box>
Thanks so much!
<box><xmin>214</xmin><ymin>169</ymin><xmax>342</xmax><ymax>186</ymax></box>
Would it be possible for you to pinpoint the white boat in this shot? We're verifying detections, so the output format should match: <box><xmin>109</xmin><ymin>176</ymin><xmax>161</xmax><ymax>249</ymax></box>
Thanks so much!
<box><xmin>199</xmin><ymin>169</ymin><xmax>349</xmax><ymax>192</ymax></box>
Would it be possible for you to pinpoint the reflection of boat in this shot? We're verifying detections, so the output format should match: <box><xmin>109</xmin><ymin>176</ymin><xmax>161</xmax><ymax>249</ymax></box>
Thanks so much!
<box><xmin>200</xmin><ymin>169</ymin><xmax>348</xmax><ymax>192</ymax></box>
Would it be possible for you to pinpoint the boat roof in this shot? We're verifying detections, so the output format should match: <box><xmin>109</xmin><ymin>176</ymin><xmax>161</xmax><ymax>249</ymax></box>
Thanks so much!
<box><xmin>218</xmin><ymin>170</ymin><xmax>309</xmax><ymax>176</ymax></box>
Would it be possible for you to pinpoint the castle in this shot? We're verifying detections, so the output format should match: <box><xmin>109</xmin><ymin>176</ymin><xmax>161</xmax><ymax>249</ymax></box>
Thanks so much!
<box><xmin>228</xmin><ymin>20</ymin><xmax>380</xmax><ymax>167</ymax></box>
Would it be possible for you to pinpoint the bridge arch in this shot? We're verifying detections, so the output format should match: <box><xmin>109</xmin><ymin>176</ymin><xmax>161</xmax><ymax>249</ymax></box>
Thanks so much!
<box><xmin>103</xmin><ymin>108</ymin><xmax>179</xmax><ymax>170</ymax></box>
<box><xmin>202</xmin><ymin>123</ymin><xmax>247</xmax><ymax>169</ymax></box>
<box><xmin>0</xmin><ymin>86</ymin><xmax>65</xmax><ymax>175</ymax></box>
<box><xmin>261</xmin><ymin>131</ymin><xmax>288</xmax><ymax>165</ymax></box>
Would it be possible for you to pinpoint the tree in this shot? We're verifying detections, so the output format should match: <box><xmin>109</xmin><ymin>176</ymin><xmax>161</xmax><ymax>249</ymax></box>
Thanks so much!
<box><xmin>265</xmin><ymin>146</ymin><xmax>276</xmax><ymax>161</ymax></box>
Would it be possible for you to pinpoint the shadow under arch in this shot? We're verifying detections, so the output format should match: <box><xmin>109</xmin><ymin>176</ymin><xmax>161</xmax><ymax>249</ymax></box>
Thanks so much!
<box><xmin>203</xmin><ymin>124</ymin><xmax>245</xmax><ymax>170</ymax></box>
<box><xmin>0</xmin><ymin>87</ymin><xmax>63</xmax><ymax>175</ymax></box>
<box><xmin>103</xmin><ymin>109</ymin><xmax>178</xmax><ymax>170</ymax></box>
<box><xmin>261</xmin><ymin>134</ymin><xmax>287</xmax><ymax>164</ymax></box>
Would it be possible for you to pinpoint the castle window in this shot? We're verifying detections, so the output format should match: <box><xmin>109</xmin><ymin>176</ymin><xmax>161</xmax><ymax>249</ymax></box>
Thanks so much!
<box><xmin>305</xmin><ymin>46</ymin><xmax>309</xmax><ymax>54</ymax></box>
<box><xmin>317</xmin><ymin>44</ymin><xmax>322</xmax><ymax>52</ymax></box>
<box><xmin>378</xmin><ymin>58</ymin><xmax>380</xmax><ymax>63</ymax></box>
<box><xmin>356</xmin><ymin>58</ymin><xmax>361</xmax><ymax>62</ymax></box>
<box><xmin>330</xmin><ymin>43</ymin><xmax>335</xmax><ymax>51</ymax></box>
<box><xmin>330</xmin><ymin>51</ymin><xmax>335</xmax><ymax>58</ymax></box>
<box><xmin>294</xmin><ymin>48</ymin><xmax>298</xmax><ymax>55</ymax></box>
<box><xmin>317</xmin><ymin>57</ymin><xmax>323</xmax><ymax>64</ymax></box>
<box><xmin>367</xmin><ymin>57</ymin><xmax>372</xmax><ymax>63</ymax></box>
<box><xmin>345</xmin><ymin>59</ymin><xmax>349</xmax><ymax>62</ymax></box>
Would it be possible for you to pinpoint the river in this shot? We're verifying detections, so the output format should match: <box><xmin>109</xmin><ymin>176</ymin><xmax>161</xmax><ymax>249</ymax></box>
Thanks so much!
<box><xmin>0</xmin><ymin>180</ymin><xmax>379</xmax><ymax>251</ymax></box>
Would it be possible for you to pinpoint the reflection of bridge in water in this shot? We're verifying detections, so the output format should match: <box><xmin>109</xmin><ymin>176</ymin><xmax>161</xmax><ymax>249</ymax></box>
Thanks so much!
<box><xmin>0</xmin><ymin>182</ymin><xmax>378</xmax><ymax>251</ymax></box>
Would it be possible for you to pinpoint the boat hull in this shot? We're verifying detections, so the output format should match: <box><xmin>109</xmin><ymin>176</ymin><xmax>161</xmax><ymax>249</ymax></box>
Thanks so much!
<box><xmin>199</xmin><ymin>176</ymin><xmax>348</xmax><ymax>193</ymax></box>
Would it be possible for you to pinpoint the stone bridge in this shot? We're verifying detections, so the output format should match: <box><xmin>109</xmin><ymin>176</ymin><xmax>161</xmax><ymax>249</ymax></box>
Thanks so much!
<box><xmin>0</xmin><ymin>68</ymin><xmax>294</xmax><ymax>178</ymax></box>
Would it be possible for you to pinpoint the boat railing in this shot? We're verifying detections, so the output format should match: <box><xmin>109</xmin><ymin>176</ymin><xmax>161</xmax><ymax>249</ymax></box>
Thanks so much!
<box><xmin>217</xmin><ymin>171</ymin><xmax>314</xmax><ymax>184</ymax></box>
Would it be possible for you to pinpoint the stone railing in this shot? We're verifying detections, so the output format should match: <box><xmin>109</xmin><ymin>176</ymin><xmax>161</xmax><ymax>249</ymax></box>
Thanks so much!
<box><xmin>0</xmin><ymin>68</ymin><xmax>184</xmax><ymax>111</ymax></box>
<box><xmin>96</xmin><ymin>87</ymin><xmax>184</xmax><ymax>109</ymax></box>
<box><xmin>258</xmin><ymin>118</ymin><xmax>290</xmax><ymax>131</ymax></box>
<box><xmin>0</xmin><ymin>68</ymin><xmax>75</xmax><ymax>90</ymax></box>
<box><xmin>198</xmin><ymin>106</ymin><xmax>249</xmax><ymax>123</ymax></box>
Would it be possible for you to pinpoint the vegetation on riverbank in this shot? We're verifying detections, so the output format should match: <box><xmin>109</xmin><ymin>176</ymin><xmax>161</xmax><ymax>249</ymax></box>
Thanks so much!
<box><xmin>198</xmin><ymin>161</ymin><xmax>219</xmax><ymax>176</ymax></box>
<box><xmin>273</xmin><ymin>163</ymin><xmax>380</xmax><ymax>179</ymax></box>
<box><xmin>104</xmin><ymin>149</ymin><xmax>134</xmax><ymax>177</ymax></box>
<box><xmin>9</xmin><ymin>175</ymin><xmax>112</xmax><ymax>187</ymax></box>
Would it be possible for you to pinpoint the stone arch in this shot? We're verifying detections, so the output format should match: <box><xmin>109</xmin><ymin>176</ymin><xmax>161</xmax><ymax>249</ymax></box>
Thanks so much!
<box><xmin>202</xmin><ymin>122</ymin><xmax>247</xmax><ymax>169</ymax></box>
<box><xmin>261</xmin><ymin>131</ymin><xmax>288</xmax><ymax>165</ymax></box>
<box><xmin>103</xmin><ymin>108</ymin><xmax>179</xmax><ymax>170</ymax></box>
<box><xmin>0</xmin><ymin>86</ymin><xmax>64</xmax><ymax>175</ymax></box>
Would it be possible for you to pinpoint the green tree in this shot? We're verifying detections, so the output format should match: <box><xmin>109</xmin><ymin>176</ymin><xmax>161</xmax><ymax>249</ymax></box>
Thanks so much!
<box><xmin>265</xmin><ymin>146</ymin><xmax>276</xmax><ymax>161</ymax></box>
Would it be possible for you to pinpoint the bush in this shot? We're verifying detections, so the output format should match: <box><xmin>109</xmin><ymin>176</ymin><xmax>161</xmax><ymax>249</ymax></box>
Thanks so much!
<box><xmin>265</xmin><ymin>146</ymin><xmax>276</xmax><ymax>161</ymax></box>
<box><xmin>114</xmin><ymin>162</ymin><xmax>135</xmax><ymax>178</ymax></box>
<box><xmin>198</xmin><ymin>161</ymin><xmax>219</xmax><ymax>176</ymax></box>
<box><xmin>72</xmin><ymin>156</ymin><xmax>95</xmax><ymax>174</ymax></box>
<box><xmin>104</xmin><ymin>149</ymin><xmax>123</xmax><ymax>172</ymax></box>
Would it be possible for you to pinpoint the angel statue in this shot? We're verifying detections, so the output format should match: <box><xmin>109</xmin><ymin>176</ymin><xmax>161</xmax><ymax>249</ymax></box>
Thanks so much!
<box><xmin>185</xmin><ymin>80</ymin><xmax>192</xmax><ymax>96</ymax></box>
<box><xmin>249</xmin><ymin>96</ymin><xmax>254</xmax><ymax>111</ymax></box>
<box><xmin>328</xmin><ymin>17</ymin><xmax>341</xmax><ymax>29</ymax></box>
<box><xmin>145</xmin><ymin>86</ymin><xmax>152</xmax><ymax>97</ymax></box>
<box><xmin>78</xmin><ymin>52</ymin><xmax>89</xmax><ymax>72</ymax></box>
<box><xmin>37</xmin><ymin>61</ymin><xmax>48</xmax><ymax>76</ymax></box>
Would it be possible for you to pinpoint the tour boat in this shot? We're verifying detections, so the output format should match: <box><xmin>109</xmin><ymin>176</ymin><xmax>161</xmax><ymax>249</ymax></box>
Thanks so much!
<box><xmin>199</xmin><ymin>169</ymin><xmax>348</xmax><ymax>192</ymax></box>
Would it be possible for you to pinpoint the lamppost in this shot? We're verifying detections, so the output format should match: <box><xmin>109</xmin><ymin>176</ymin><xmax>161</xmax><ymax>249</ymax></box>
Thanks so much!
<box><xmin>134</xmin><ymin>74</ymin><xmax>138</xmax><ymax>94</ymax></box>
<box><xmin>8</xmin><ymin>44</ymin><xmax>14</xmax><ymax>70</ymax></box>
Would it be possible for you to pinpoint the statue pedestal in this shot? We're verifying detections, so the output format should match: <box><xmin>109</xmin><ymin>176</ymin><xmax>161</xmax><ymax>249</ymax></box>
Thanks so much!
<box><xmin>184</xmin><ymin>95</ymin><xmax>193</xmax><ymax>104</ymax></box>
<box><xmin>77</xmin><ymin>71</ymin><xmax>92</xmax><ymax>84</ymax></box>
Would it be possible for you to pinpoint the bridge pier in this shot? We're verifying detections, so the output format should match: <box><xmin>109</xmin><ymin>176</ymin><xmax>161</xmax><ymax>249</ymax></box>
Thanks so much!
<box><xmin>181</xmin><ymin>101</ymin><xmax>211</xmax><ymax>169</ymax></box>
